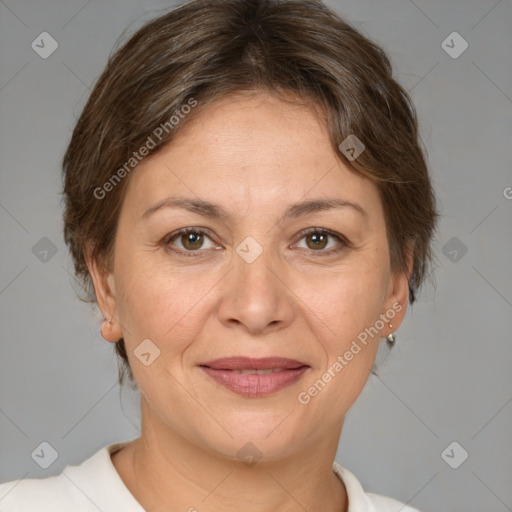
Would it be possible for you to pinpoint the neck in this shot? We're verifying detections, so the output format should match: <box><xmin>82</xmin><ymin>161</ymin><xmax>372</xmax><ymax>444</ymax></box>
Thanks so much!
<box><xmin>112</xmin><ymin>405</ymin><xmax>348</xmax><ymax>512</ymax></box>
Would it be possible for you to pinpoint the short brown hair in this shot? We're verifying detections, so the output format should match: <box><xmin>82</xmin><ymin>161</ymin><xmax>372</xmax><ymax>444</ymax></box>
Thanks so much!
<box><xmin>62</xmin><ymin>0</ymin><xmax>439</xmax><ymax>386</ymax></box>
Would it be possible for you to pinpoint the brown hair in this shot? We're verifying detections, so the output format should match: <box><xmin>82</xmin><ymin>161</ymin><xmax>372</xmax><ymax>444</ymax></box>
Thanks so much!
<box><xmin>62</xmin><ymin>0</ymin><xmax>439</xmax><ymax>386</ymax></box>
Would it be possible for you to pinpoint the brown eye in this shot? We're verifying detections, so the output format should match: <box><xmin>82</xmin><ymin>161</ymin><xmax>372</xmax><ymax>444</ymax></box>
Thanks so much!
<box><xmin>164</xmin><ymin>227</ymin><xmax>217</xmax><ymax>255</ymax></box>
<box><xmin>180</xmin><ymin>231</ymin><xmax>204</xmax><ymax>250</ymax></box>
<box><xmin>294</xmin><ymin>228</ymin><xmax>349</xmax><ymax>255</ymax></box>
<box><xmin>305</xmin><ymin>232</ymin><xmax>328</xmax><ymax>250</ymax></box>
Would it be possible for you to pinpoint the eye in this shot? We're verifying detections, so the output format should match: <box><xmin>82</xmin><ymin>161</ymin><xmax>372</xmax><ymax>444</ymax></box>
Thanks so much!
<box><xmin>164</xmin><ymin>227</ymin><xmax>219</xmax><ymax>256</ymax></box>
<box><xmin>163</xmin><ymin>226</ymin><xmax>350</xmax><ymax>258</ymax></box>
<box><xmin>293</xmin><ymin>228</ymin><xmax>349</xmax><ymax>255</ymax></box>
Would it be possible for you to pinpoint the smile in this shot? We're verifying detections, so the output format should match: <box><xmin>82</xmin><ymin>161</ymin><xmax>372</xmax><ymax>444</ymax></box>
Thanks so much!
<box><xmin>199</xmin><ymin>357</ymin><xmax>310</xmax><ymax>397</ymax></box>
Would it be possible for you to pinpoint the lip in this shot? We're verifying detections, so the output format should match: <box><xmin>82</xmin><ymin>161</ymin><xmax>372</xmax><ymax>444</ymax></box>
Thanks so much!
<box><xmin>199</xmin><ymin>357</ymin><xmax>310</xmax><ymax>397</ymax></box>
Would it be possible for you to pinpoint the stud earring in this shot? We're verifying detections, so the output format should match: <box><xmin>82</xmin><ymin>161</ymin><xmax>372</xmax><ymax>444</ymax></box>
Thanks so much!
<box><xmin>386</xmin><ymin>324</ymin><xmax>396</xmax><ymax>345</ymax></box>
<box><xmin>100</xmin><ymin>318</ymin><xmax>114</xmax><ymax>341</ymax></box>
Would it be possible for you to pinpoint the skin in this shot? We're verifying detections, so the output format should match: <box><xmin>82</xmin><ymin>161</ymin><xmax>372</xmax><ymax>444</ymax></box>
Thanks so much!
<box><xmin>88</xmin><ymin>90</ymin><xmax>411</xmax><ymax>512</ymax></box>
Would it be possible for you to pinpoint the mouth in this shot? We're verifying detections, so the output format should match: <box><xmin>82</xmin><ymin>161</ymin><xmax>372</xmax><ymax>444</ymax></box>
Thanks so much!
<box><xmin>199</xmin><ymin>357</ymin><xmax>310</xmax><ymax>397</ymax></box>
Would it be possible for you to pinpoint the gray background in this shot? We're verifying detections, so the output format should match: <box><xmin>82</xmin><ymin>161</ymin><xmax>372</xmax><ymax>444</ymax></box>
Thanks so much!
<box><xmin>1</xmin><ymin>1</ymin><xmax>511</xmax><ymax>511</ymax></box>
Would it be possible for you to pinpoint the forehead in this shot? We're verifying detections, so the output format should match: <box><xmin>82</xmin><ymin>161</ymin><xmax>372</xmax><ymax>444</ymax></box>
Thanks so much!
<box><xmin>123</xmin><ymin>91</ymin><xmax>383</xmax><ymax>223</ymax></box>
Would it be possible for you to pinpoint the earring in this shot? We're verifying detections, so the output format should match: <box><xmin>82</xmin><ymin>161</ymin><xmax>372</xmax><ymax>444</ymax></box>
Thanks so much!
<box><xmin>386</xmin><ymin>324</ymin><xmax>396</xmax><ymax>345</ymax></box>
<box><xmin>100</xmin><ymin>318</ymin><xmax>115</xmax><ymax>341</ymax></box>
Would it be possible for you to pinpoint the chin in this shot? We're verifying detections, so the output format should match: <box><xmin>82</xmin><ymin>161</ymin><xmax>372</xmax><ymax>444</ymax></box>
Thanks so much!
<box><xmin>208</xmin><ymin>409</ymin><xmax>307</xmax><ymax>453</ymax></box>
<box><xmin>201</xmin><ymin>429</ymin><xmax>304</xmax><ymax>466</ymax></box>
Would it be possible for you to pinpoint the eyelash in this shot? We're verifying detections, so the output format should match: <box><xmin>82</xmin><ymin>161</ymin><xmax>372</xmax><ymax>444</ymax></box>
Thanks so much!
<box><xmin>163</xmin><ymin>227</ymin><xmax>350</xmax><ymax>258</ymax></box>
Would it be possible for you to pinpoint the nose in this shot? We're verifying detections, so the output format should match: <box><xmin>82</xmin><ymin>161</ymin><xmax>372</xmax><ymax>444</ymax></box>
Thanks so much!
<box><xmin>216</xmin><ymin>242</ymin><xmax>295</xmax><ymax>336</ymax></box>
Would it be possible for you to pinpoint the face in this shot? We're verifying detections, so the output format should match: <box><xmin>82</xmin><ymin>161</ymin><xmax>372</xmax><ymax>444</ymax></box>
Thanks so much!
<box><xmin>90</xmin><ymin>91</ymin><xmax>410</xmax><ymax>461</ymax></box>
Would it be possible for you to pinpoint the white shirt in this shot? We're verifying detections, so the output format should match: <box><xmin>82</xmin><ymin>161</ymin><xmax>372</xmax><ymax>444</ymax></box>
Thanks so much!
<box><xmin>0</xmin><ymin>440</ymin><xmax>421</xmax><ymax>512</ymax></box>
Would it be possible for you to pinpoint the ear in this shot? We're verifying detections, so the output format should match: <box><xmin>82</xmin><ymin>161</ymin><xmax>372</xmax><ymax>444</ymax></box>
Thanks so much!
<box><xmin>85</xmin><ymin>244</ymin><xmax>123</xmax><ymax>343</ymax></box>
<box><xmin>381</xmin><ymin>248</ymin><xmax>413</xmax><ymax>337</ymax></box>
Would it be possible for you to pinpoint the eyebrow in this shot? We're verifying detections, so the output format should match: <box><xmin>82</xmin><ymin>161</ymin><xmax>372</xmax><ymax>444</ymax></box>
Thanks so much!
<box><xmin>141</xmin><ymin>196</ymin><xmax>368</xmax><ymax>222</ymax></box>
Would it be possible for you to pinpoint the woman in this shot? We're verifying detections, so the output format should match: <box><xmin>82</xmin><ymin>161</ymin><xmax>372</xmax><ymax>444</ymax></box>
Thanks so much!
<box><xmin>0</xmin><ymin>0</ymin><xmax>438</xmax><ymax>510</ymax></box>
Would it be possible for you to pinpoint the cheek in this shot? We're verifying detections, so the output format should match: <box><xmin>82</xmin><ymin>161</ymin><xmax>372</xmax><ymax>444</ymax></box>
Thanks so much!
<box><xmin>114</xmin><ymin>252</ymin><xmax>217</xmax><ymax>343</ymax></box>
<box><xmin>298</xmin><ymin>274</ymin><xmax>384</xmax><ymax>414</ymax></box>
<box><xmin>301</xmin><ymin>265</ymin><xmax>387</xmax><ymax>344</ymax></box>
